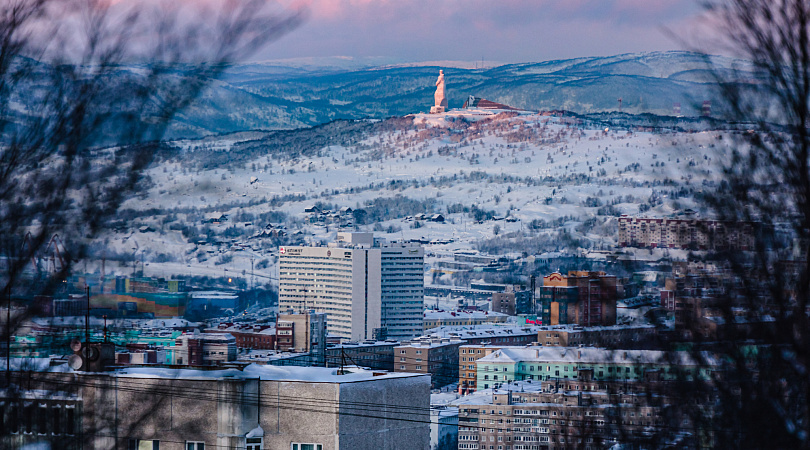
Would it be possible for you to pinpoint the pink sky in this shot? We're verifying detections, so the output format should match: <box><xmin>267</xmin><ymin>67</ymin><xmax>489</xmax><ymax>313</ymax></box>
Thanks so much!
<box><xmin>258</xmin><ymin>0</ymin><xmax>710</xmax><ymax>63</ymax></box>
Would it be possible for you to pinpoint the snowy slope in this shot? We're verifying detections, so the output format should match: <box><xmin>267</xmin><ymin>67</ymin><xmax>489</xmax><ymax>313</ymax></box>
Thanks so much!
<box><xmin>97</xmin><ymin>109</ymin><xmax>730</xmax><ymax>286</ymax></box>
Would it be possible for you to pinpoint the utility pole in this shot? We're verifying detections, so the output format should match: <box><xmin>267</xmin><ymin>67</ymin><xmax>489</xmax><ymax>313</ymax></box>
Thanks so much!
<box><xmin>85</xmin><ymin>285</ymin><xmax>90</xmax><ymax>346</ymax></box>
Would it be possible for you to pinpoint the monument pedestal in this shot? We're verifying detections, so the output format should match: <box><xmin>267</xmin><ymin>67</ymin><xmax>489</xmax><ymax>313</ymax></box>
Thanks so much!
<box><xmin>430</xmin><ymin>106</ymin><xmax>446</xmax><ymax>114</ymax></box>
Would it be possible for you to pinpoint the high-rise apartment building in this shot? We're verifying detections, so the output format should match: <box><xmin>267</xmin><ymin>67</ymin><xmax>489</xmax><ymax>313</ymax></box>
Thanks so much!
<box><xmin>278</xmin><ymin>232</ymin><xmax>423</xmax><ymax>341</ymax></box>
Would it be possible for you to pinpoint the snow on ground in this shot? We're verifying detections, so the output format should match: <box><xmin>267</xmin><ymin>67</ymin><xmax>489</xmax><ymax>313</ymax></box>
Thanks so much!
<box><xmin>98</xmin><ymin>109</ymin><xmax>730</xmax><ymax>283</ymax></box>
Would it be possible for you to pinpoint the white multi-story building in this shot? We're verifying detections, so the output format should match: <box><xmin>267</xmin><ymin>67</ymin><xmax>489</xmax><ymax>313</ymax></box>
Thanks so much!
<box><xmin>279</xmin><ymin>232</ymin><xmax>423</xmax><ymax>341</ymax></box>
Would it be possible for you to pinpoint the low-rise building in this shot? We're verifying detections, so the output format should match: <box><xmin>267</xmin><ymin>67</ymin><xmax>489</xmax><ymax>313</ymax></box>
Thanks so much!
<box><xmin>538</xmin><ymin>271</ymin><xmax>618</xmax><ymax>327</ymax></box>
<box><xmin>491</xmin><ymin>292</ymin><xmax>516</xmax><ymax>316</ymax></box>
<box><xmin>2</xmin><ymin>363</ymin><xmax>430</xmax><ymax>450</ymax></box>
<box><xmin>455</xmin><ymin>378</ymin><xmax>698</xmax><ymax>450</ymax></box>
<box><xmin>114</xmin><ymin>344</ymin><xmax>167</xmax><ymax>366</ymax></box>
<box><xmin>394</xmin><ymin>335</ymin><xmax>464</xmax><ymax>388</ymax></box>
<box><xmin>474</xmin><ymin>346</ymin><xmax>715</xmax><ymax>391</ymax></box>
<box><xmin>326</xmin><ymin>340</ymin><xmax>398</xmax><ymax>371</ymax></box>
<box><xmin>276</xmin><ymin>311</ymin><xmax>328</xmax><ymax>364</ymax></box>
<box><xmin>536</xmin><ymin>324</ymin><xmax>659</xmax><ymax>349</ymax></box>
<box><xmin>459</xmin><ymin>344</ymin><xmax>508</xmax><ymax>395</ymax></box>
<box><xmin>173</xmin><ymin>332</ymin><xmax>237</xmax><ymax>365</ymax></box>
<box><xmin>423</xmin><ymin>310</ymin><xmax>509</xmax><ymax>330</ymax></box>
<box><xmin>205</xmin><ymin>323</ymin><xmax>278</xmax><ymax>350</ymax></box>
<box><xmin>237</xmin><ymin>349</ymin><xmax>312</xmax><ymax>366</ymax></box>
<box><xmin>426</xmin><ymin>325</ymin><xmax>540</xmax><ymax>347</ymax></box>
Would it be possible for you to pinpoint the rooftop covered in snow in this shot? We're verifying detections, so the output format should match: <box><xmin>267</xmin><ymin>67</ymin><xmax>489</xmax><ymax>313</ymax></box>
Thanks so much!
<box><xmin>423</xmin><ymin>324</ymin><xmax>543</xmax><ymax>339</ymax></box>
<box><xmin>424</xmin><ymin>310</ymin><xmax>509</xmax><ymax>320</ymax></box>
<box><xmin>477</xmin><ymin>346</ymin><xmax>715</xmax><ymax>367</ymax></box>
<box><xmin>107</xmin><ymin>364</ymin><xmax>428</xmax><ymax>384</ymax></box>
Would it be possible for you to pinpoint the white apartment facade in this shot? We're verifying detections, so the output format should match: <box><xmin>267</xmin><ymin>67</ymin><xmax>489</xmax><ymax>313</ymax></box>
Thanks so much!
<box><xmin>279</xmin><ymin>232</ymin><xmax>423</xmax><ymax>341</ymax></box>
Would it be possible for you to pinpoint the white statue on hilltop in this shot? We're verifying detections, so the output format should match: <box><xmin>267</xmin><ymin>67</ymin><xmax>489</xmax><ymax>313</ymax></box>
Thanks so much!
<box><xmin>431</xmin><ymin>70</ymin><xmax>447</xmax><ymax>113</ymax></box>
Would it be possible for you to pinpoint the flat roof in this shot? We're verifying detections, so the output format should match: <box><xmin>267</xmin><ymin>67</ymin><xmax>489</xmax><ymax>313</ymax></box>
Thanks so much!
<box><xmin>111</xmin><ymin>364</ymin><xmax>429</xmax><ymax>384</ymax></box>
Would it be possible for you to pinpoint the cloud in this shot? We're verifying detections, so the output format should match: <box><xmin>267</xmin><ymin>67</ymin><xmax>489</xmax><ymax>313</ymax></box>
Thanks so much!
<box><xmin>258</xmin><ymin>0</ymin><xmax>707</xmax><ymax>62</ymax></box>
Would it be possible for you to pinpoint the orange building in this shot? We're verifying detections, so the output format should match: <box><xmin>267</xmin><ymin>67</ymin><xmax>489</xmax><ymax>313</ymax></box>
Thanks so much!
<box><xmin>539</xmin><ymin>271</ymin><xmax>617</xmax><ymax>326</ymax></box>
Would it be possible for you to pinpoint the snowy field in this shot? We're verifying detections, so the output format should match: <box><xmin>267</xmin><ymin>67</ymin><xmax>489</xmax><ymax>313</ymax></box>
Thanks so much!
<box><xmin>97</xmin><ymin>108</ymin><xmax>730</xmax><ymax>285</ymax></box>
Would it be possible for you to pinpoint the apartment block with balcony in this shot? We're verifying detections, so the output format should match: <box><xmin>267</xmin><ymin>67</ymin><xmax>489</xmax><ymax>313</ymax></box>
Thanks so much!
<box><xmin>456</xmin><ymin>378</ymin><xmax>697</xmax><ymax>450</ymax></box>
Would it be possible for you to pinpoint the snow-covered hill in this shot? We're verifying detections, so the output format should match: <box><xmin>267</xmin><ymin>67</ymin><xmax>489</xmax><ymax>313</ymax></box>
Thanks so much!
<box><xmin>9</xmin><ymin>51</ymin><xmax>750</xmax><ymax>143</ymax></box>
<box><xmin>98</xmin><ymin>109</ymin><xmax>730</xmax><ymax>285</ymax></box>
